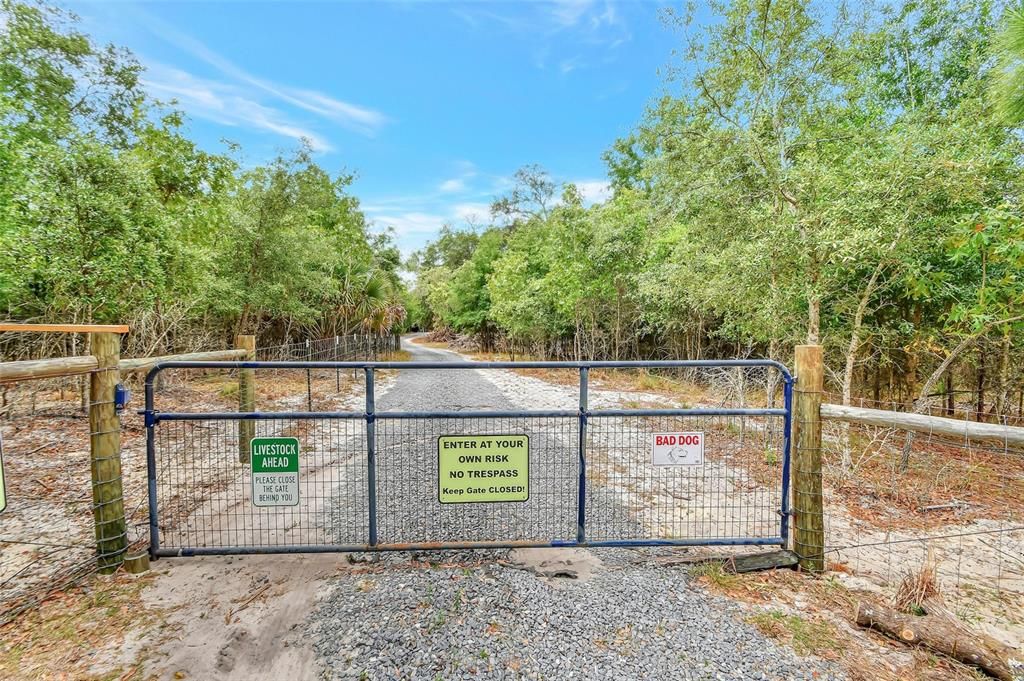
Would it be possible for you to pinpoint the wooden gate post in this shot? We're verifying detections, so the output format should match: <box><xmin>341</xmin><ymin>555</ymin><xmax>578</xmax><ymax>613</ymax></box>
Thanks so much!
<box><xmin>236</xmin><ymin>335</ymin><xmax>256</xmax><ymax>463</ymax></box>
<box><xmin>89</xmin><ymin>332</ymin><xmax>127</xmax><ymax>573</ymax></box>
<box><xmin>792</xmin><ymin>344</ymin><xmax>825</xmax><ymax>572</ymax></box>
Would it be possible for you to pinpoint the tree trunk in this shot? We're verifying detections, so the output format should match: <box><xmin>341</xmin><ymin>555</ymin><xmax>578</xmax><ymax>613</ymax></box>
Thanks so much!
<box><xmin>899</xmin><ymin>313</ymin><xmax>1024</xmax><ymax>469</ymax></box>
<box><xmin>996</xmin><ymin>331</ymin><xmax>1011</xmax><ymax>419</ymax></box>
<box><xmin>807</xmin><ymin>293</ymin><xmax>820</xmax><ymax>344</ymax></box>
<box><xmin>873</xmin><ymin>361</ymin><xmax>881</xmax><ymax>404</ymax></box>
<box><xmin>855</xmin><ymin>600</ymin><xmax>1023</xmax><ymax>681</ymax></box>
<box><xmin>977</xmin><ymin>346</ymin><xmax>986</xmax><ymax>422</ymax></box>
<box><xmin>945</xmin><ymin>369</ymin><xmax>955</xmax><ymax>417</ymax></box>
<box><xmin>236</xmin><ymin>303</ymin><xmax>251</xmax><ymax>338</ymax></box>
<box><xmin>839</xmin><ymin>264</ymin><xmax>884</xmax><ymax>470</ymax></box>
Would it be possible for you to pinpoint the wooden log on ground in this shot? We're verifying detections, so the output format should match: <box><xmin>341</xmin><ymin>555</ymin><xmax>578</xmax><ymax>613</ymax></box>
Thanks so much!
<box><xmin>118</xmin><ymin>348</ymin><xmax>248</xmax><ymax>373</ymax></box>
<box><xmin>821</xmin><ymin>403</ymin><xmax>1024</xmax><ymax>448</ymax></box>
<box><xmin>855</xmin><ymin>601</ymin><xmax>1024</xmax><ymax>680</ymax></box>
<box><xmin>655</xmin><ymin>549</ymin><xmax>798</xmax><ymax>573</ymax></box>
<box><xmin>0</xmin><ymin>356</ymin><xmax>99</xmax><ymax>383</ymax></box>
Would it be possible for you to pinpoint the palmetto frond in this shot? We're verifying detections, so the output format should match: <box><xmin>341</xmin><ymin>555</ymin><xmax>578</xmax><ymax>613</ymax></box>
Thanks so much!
<box><xmin>991</xmin><ymin>5</ymin><xmax>1024</xmax><ymax>124</ymax></box>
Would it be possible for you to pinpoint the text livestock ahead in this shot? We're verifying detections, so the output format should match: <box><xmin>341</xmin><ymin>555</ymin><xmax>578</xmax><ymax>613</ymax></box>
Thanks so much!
<box><xmin>438</xmin><ymin>435</ymin><xmax>529</xmax><ymax>503</ymax></box>
<box><xmin>251</xmin><ymin>437</ymin><xmax>300</xmax><ymax>507</ymax></box>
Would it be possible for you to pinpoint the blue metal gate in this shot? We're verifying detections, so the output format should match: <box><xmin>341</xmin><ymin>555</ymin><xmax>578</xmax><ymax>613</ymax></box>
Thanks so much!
<box><xmin>144</xmin><ymin>360</ymin><xmax>793</xmax><ymax>557</ymax></box>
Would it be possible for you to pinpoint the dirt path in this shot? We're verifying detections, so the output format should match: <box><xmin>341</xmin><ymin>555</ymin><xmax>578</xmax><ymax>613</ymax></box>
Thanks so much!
<box><xmin>124</xmin><ymin>337</ymin><xmax>840</xmax><ymax>681</ymax></box>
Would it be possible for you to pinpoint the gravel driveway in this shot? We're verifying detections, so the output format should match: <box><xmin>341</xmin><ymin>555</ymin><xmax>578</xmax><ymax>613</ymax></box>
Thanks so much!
<box><xmin>308</xmin><ymin>339</ymin><xmax>844</xmax><ymax>681</ymax></box>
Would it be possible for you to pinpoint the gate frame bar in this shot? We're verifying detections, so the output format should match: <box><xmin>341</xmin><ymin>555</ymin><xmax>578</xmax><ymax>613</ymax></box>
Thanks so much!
<box><xmin>144</xmin><ymin>359</ymin><xmax>794</xmax><ymax>559</ymax></box>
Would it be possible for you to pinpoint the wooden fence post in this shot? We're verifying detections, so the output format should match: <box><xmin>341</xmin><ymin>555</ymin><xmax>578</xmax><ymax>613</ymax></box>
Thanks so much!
<box><xmin>236</xmin><ymin>335</ymin><xmax>256</xmax><ymax>464</ymax></box>
<box><xmin>793</xmin><ymin>344</ymin><xmax>825</xmax><ymax>572</ymax></box>
<box><xmin>89</xmin><ymin>332</ymin><xmax>127</xmax><ymax>573</ymax></box>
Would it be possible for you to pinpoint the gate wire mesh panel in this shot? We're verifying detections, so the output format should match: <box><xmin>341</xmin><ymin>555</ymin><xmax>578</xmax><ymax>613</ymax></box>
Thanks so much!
<box><xmin>147</xmin><ymin>359</ymin><xmax>792</xmax><ymax>554</ymax></box>
<box><xmin>375</xmin><ymin>416</ymin><xmax>579</xmax><ymax>545</ymax></box>
<box><xmin>586</xmin><ymin>414</ymin><xmax>785</xmax><ymax>543</ymax></box>
<box><xmin>153</xmin><ymin>417</ymin><xmax>368</xmax><ymax>551</ymax></box>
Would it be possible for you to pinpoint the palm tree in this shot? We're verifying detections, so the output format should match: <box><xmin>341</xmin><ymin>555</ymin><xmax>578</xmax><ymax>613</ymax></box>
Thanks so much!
<box><xmin>991</xmin><ymin>4</ymin><xmax>1024</xmax><ymax>124</ymax></box>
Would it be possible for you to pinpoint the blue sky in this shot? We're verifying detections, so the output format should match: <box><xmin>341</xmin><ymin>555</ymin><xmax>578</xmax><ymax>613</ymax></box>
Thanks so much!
<box><xmin>68</xmin><ymin>1</ymin><xmax>678</xmax><ymax>256</ymax></box>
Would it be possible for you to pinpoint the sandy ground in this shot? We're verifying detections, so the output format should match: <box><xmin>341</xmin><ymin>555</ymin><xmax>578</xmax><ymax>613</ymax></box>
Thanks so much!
<box><xmin>130</xmin><ymin>554</ymin><xmax>339</xmax><ymax>680</ymax></box>
<box><xmin>131</xmin><ymin>547</ymin><xmax>606</xmax><ymax>681</ymax></box>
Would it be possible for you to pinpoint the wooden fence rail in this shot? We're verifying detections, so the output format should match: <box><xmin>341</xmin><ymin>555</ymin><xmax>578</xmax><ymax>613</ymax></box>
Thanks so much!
<box><xmin>0</xmin><ymin>348</ymin><xmax>249</xmax><ymax>383</ymax></box>
<box><xmin>0</xmin><ymin>356</ymin><xmax>99</xmax><ymax>382</ymax></box>
<box><xmin>820</xmin><ymin>403</ymin><xmax>1024</xmax><ymax>448</ymax></box>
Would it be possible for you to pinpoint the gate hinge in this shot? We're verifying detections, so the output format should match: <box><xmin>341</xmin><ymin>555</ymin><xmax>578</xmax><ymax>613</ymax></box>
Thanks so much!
<box><xmin>140</xmin><ymin>410</ymin><xmax>160</xmax><ymax>427</ymax></box>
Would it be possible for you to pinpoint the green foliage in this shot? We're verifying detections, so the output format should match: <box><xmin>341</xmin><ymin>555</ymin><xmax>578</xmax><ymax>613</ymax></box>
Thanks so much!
<box><xmin>990</xmin><ymin>2</ymin><xmax>1024</xmax><ymax>123</ymax></box>
<box><xmin>411</xmin><ymin>0</ymin><xmax>1024</xmax><ymax>401</ymax></box>
<box><xmin>0</xmin><ymin>1</ymin><xmax>405</xmax><ymax>350</ymax></box>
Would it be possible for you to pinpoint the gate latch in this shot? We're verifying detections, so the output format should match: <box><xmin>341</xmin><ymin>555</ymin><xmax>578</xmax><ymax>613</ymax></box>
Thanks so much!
<box><xmin>114</xmin><ymin>384</ymin><xmax>131</xmax><ymax>412</ymax></box>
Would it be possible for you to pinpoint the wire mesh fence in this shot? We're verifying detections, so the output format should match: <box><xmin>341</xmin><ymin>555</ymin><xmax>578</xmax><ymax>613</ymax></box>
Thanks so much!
<box><xmin>820</xmin><ymin>406</ymin><xmax>1024</xmax><ymax>647</ymax></box>
<box><xmin>0</xmin><ymin>370</ymin><xmax>151</xmax><ymax>625</ymax></box>
<box><xmin>587</xmin><ymin>413</ymin><xmax>786</xmax><ymax>543</ymax></box>
<box><xmin>254</xmin><ymin>335</ymin><xmax>400</xmax><ymax>411</ymax></box>
<box><xmin>145</xmin><ymin>361</ymin><xmax>793</xmax><ymax>555</ymax></box>
<box><xmin>0</xmin><ymin>334</ymin><xmax>394</xmax><ymax>621</ymax></box>
<box><xmin>153</xmin><ymin>417</ymin><xmax>369</xmax><ymax>551</ymax></box>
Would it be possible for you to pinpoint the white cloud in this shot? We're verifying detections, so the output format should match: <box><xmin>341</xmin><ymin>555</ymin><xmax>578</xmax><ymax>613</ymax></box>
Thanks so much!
<box><xmin>143</xmin><ymin>65</ymin><xmax>333</xmax><ymax>152</ymax></box>
<box><xmin>439</xmin><ymin>178</ymin><xmax>466</xmax><ymax>193</ymax></box>
<box><xmin>560</xmin><ymin>56</ymin><xmax>583</xmax><ymax>75</ymax></box>
<box><xmin>452</xmin><ymin>202</ymin><xmax>492</xmax><ymax>223</ymax></box>
<box><xmin>550</xmin><ymin>0</ymin><xmax>594</xmax><ymax>27</ymax></box>
<box><xmin>124</xmin><ymin>5</ymin><xmax>387</xmax><ymax>137</ymax></box>
<box><xmin>369</xmin><ymin>212</ymin><xmax>448</xmax><ymax>238</ymax></box>
<box><xmin>438</xmin><ymin>160</ymin><xmax>478</xmax><ymax>193</ymax></box>
<box><xmin>575</xmin><ymin>180</ymin><xmax>612</xmax><ymax>205</ymax></box>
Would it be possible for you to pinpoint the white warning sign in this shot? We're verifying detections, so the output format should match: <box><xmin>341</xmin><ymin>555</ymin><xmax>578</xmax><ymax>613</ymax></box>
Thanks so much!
<box><xmin>651</xmin><ymin>432</ymin><xmax>704</xmax><ymax>466</ymax></box>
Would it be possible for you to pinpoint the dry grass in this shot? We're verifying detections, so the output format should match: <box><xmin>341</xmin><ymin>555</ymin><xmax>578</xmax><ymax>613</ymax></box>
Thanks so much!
<box><xmin>824</xmin><ymin>427</ymin><xmax>1024</xmax><ymax>530</ymax></box>
<box><xmin>746</xmin><ymin>609</ymin><xmax>843</xmax><ymax>658</ymax></box>
<box><xmin>407</xmin><ymin>337</ymin><xmax>451</xmax><ymax>350</ymax></box>
<box><xmin>456</xmin><ymin>347</ymin><xmax>723</xmax><ymax>402</ymax></box>
<box><xmin>0</xmin><ymin>572</ymin><xmax>158</xmax><ymax>681</ymax></box>
<box><xmin>388</xmin><ymin>349</ymin><xmax>413</xmax><ymax>362</ymax></box>
<box><xmin>690</xmin><ymin>566</ymin><xmax>989</xmax><ymax>681</ymax></box>
<box><xmin>894</xmin><ymin>552</ymin><xmax>942</xmax><ymax>615</ymax></box>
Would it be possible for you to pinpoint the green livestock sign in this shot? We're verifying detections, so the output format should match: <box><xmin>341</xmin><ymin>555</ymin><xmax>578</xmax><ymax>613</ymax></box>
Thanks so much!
<box><xmin>251</xmin><ymin>437</ymin><xmax>300</xmax><ymax>507</ymax></box>
<box><xmin>438</xmin><ymin>435</ymin><xmax>529</xmax><ymax>504</ymax></box>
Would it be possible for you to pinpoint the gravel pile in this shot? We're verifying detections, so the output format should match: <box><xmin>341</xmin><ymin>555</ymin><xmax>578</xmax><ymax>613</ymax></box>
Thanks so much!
<box><xmin>309</xmin><ymin>549</ymin><xmax>843</xmax><ymax>680</ymax></box>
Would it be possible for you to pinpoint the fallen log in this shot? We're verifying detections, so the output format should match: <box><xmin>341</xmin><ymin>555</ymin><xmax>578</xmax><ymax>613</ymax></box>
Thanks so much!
<box><xmin>855</xmin><ymin>600</ymin><xmax>1023</xmax><ymax>680</ymax></box>
<box><xmin>655</xmin><ymin>549</ymin><xmax>798</xmax><ymax>573</ymax></box>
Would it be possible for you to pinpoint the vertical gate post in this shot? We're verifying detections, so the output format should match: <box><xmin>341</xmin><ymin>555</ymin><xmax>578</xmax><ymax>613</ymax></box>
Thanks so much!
<box><xmin>792</xmin><ymin>344</ymin><xmax>825</xmax><ymax>572</ymax></box>
<box><xmin>577</xmin><ymin>367</ymin><xmax>588</xmax><ymax>544</ymax></box>
<box><xmin>236</xmin><ymin>335</ymin><xmax>256</xmax><ymax>463</ymax></box>
<box><xmin>306</xmin><ymin>339</ymin><xmax>313</xmax><ymax>410</ymax></box>
<box><xmin>89</xmin><ymin>332</ymin><xmax>127</xmax><ymax>573</ymax></box>
<box><xmin>335</xmin><ymin>336</ymin><xmax>341</xmax><ymax>392</ymax></box>
<box><xmin>365</xmin><ymin>367</ymin><xmax>378</xmax><ymax>546</ymax></box>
